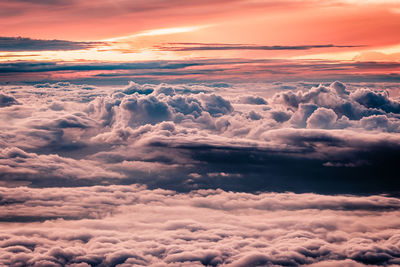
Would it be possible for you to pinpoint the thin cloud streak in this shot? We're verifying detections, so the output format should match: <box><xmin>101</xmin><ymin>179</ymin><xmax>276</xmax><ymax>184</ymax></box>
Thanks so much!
<box><xmin>156</xmin><ymin>43</ymin><xmax>365</xmax><ymax>51</ymax></box>
<box><xmin>0</xmin><ymin>36</ymin><xmax>104</xmax><ymax>52</ymax></box>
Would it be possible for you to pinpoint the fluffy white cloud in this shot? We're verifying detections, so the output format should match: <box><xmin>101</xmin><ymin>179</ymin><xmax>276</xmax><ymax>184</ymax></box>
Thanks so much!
<box><xmin>306</xmin><ymin>107</ymin><xmax>338</xmax><ymax>129</ymax></box>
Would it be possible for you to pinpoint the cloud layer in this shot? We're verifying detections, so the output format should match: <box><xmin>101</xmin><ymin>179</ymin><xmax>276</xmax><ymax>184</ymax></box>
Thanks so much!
<box><xmin>1</xmin><ymin>59</ymin><xmax>400</xmax><ymax>84</ymax></box>
<box><xmin>0</xmin><ymin>185</ymin><xmax>399</xmax><ymax>266</ymax></box>
<box><xmin>1</xmin><ymin>80</ymin><xmax>399</xmax><ymax>266</ymax></box>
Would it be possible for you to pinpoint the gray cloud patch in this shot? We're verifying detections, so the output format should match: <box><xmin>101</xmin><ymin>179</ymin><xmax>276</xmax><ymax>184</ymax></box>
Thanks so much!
<box><xmin>0</xmin><ymin>93</ymin><xmax>18</xmax><ymax>107</ymax></box>
<box><xmin>0</xmin><ymin>36</ymin><xmax>103</xmax><ymax>51</ymax></box>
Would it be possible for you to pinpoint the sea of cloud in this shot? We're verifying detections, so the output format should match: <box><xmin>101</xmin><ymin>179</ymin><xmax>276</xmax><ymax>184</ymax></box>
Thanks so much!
<box><xmin>0</xmin><ymin>80</ymin><xmax>399</xmax><ymax>266</ymax></box>
<box><xmin>0</xmin><ymin>185</ymin><xmax>399</xmax><ymax>266</ymax></box>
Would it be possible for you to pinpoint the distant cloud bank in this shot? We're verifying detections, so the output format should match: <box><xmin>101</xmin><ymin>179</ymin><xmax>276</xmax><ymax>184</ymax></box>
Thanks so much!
<box><xmin>1</xmin><ymin>59</ymin><xmax>400</xmax><ymax>84</ymax></box>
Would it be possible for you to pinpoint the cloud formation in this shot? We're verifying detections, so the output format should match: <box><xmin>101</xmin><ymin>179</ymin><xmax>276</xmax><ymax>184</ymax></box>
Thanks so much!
<box><xmin>0</xmin><ymin>80</ymin><xmax>399</xmax><ymax>193</ymax></box>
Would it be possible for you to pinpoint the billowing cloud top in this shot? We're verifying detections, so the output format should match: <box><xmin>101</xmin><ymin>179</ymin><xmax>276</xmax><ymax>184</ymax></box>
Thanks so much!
<box><xmin>0</xmin><ymin>80</ymin><xmax>399</xmax><ymax>193</ymax></box>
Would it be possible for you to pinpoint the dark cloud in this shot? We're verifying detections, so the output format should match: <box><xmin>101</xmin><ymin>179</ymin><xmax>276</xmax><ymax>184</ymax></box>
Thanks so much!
<box><xmin>199</xmin><ymin>94</ymin><xmax>233</xmax><ymax>116</ymax></box>
<box><xmin>0</xmin><ymin>93</ymin><xmax>18</xmax><ymax>107</ymax></box>
<box><xmin>271</xmin><ymin>110</ymin><xmax>292</xmax><ymax>122</ymax></box>
<box><xmin>0</xmin><ymin>60</ymin><xmax>210</xmax><ymax>73</ymax></box>
<box><xmin>351</xmin><ymin>88</ymin><xmax>400</xmax><ymax>113</ymax></box>
<box><xmin>122</xmin><ymin>81</ymin><xmax>154</xmax><ymax>95</ymax></box>
<box><xmin>248</xmin><ymin>110</ymin><xmax>262</xmax><ymax>120</ymax></box>
<box><xmin>239</xmin><ymin>95</ymin><xmax>268</xmax><ymax>105</ymax></box>
<box><xmin>120</xmin><ymin>94</ymin><xmax>172</xmax><ymax>126</ymax></box>
<box><xmin>0</xmin><ymin>36</ymin><xmax>103</xmax><ymax>52</ymax></box>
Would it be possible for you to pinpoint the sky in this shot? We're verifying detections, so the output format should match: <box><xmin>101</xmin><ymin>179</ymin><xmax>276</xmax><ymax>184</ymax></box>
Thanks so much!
<box><xmin>0</xmin><ymin>0</ymin><xmax>400</xmax><ymax>266</ymax></box>
<box><xmin>0</xmin><ymin>0</ymin><xmax>400</xmax><ymax>84</ymax></box>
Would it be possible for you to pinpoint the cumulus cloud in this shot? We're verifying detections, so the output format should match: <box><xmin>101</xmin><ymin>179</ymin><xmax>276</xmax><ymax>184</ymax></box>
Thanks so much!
<box><xmin>122</xmin><ymin>81</ymin><xmax>154</xmax><ymax>95</ymax></box>
<box><xmin>120</xmin><ymin>95</ymin><xmax>172</xmax><ymax>126</ymax></box>
<box><xmin>351</xmin><ymin>88</ymin><xmax>400</xmax><ymax>113</ymax></box>
<box><xmin>306</xmin><ymin>107</ymin><xmax>338</xmax><ymax>129</ymax></box>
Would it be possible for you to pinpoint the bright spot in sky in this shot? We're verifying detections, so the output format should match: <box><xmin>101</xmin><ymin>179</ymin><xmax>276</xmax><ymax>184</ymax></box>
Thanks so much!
<box><xmin>103</xmin><ymin>25</ymin><xmax>212</xmax><ymax>41</ymax></box>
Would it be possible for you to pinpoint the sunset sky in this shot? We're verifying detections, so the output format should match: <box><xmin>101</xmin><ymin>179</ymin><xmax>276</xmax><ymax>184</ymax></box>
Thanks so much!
<box><xmin>0</xmin><ymin>0</ymin><xmax>400</xmax><ymax>84</ymax></box>
<box><xmin>1</xmin><ymin>1</ymin><xmax>400</xmax><ymax>266</ymax></box>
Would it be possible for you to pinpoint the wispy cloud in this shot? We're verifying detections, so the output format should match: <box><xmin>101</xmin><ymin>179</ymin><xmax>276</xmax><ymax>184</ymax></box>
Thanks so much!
<box><xmin>156</xmin><ymin>43</ymin><xmax>365</xmax><ymax>51</ymax></box>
